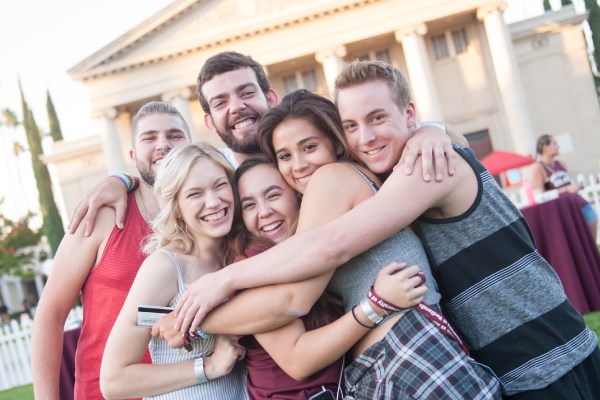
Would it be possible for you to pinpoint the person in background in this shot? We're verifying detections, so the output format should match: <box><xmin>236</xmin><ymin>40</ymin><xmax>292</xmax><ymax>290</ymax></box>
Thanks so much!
<box><xmin>0</xmin><ymin>300</ymin><xmax>9</xmax><ymax>328</ymax></box>
<box><xmin>530</xmin><ymin>133</ymin><xmax>597</xmax><ymax>241</ymax></box>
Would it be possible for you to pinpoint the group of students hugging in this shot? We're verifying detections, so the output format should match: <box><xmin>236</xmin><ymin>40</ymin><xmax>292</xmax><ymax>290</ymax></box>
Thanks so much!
<box><xmin>31</xmin><ymin>52</ymin><xmax>599</xmax><ymax>400</ymax></box>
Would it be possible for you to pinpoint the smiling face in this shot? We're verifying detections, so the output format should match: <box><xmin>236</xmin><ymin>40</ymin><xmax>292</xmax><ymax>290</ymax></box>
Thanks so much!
<box><xmin>202</xmin><ymin>67</ymin><xmax>278</xmax><ymax>154</ymax></box>
<box><xmin>272</xmin><ymin>118</ymin><xmax>338</xmax><ymax>193</ymax></box>
<box><xmin>237</xmin><ymin>164</ymin><xmax>299</xmax><ymax>244</ymax></box>
<box><xmin>337</xmin><ymin>80</ymin><xmax>416</xmax><ymax>175</ymax></box>
<box><xmin>176</xmin><ymin>158</ymin><xmax>235</xmax><ymax>241</ymax></box>
<box><xmin>131</xmin><ymin>113</ymin><xmax>190</xmax><ymax>186</ymax></box>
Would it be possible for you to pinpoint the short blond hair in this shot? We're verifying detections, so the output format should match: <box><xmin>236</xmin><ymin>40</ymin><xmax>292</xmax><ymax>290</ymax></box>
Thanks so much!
<box><xmin>144</xmin><ymin>142</ymin><xmax>235</xmax><ymax>255</ymax></box>
<box><xmin>334</xmin><ymin>60</ymin><xmax>412</xmax><ymax>111</ymax></box>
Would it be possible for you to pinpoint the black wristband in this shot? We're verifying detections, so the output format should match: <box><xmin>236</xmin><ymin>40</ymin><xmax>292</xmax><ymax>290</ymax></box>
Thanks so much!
<box><xmin>351</xmin><ymin>305</ymin><xmax>375</xmax><ymax>329</ymax></box>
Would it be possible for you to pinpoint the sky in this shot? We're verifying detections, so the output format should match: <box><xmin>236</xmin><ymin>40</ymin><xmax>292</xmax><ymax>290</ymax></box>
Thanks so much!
<box><xmin>0</xmin><ymin>0</ymin><xmax>585</xmax><ymax>221</ymax></box>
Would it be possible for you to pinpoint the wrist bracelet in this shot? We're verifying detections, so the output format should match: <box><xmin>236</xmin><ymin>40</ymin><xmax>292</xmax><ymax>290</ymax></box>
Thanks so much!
<box><xmin>109</xmin><ymin>173</ymin><xmax>131</xmax><ymax>191</ymax></box>
<box><xmin>193</xmin><ymin>357</ymin><xmax>208</xmax><ymax>384</ymax></box>
<box><xmin>360</xmin><ymin>297</ymin><xmax>384</xmax><ymax>325</ymax></box>
<box><xmin>351</xmin><ymin>305</ymin><xmax>375</xmax><ymax>329</ymax></box>
<box><xmin>368</xmin><ymin>286</ymin><xmax>402</xmax><ymax>313</ymax></box>
<box><xmin>419</xmin><ymin>121</ymin><xmax>446</xmax><ymax>134</ymax></box>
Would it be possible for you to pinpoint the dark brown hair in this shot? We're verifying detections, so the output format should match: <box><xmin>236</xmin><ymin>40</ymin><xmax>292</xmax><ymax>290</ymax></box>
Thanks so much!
<box><xmin>258</xmin><ymin>89</ymin><xmax>359</xmax><ymax>163</ymax></box>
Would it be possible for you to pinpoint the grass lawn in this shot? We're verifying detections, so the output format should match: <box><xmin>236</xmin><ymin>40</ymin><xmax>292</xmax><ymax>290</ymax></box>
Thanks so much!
<box><xmin>2</xmin><ymin>313</ymin><xmax>600</xmax><ymax>398</ymax></box>
<box><xmin>583</xmin><ymin>311</ymin><xmax>600</xmax><ymax>345</ymax></box>
<box><xmin>0</xmin><ymin>384</ymin><xmax>33</xmax><ymax>400</ymax></box>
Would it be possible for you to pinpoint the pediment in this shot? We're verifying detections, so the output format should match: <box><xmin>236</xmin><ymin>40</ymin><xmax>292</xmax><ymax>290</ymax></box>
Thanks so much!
<box><xmin>69</xmin><ymin>0</ymin><xmax>346</xmax><ymax>80</ymax></box>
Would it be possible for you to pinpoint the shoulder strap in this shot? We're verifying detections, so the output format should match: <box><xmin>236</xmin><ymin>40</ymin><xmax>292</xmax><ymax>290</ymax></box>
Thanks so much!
<box><xmin>347</xmin><ymin>164</ymin><xmax>379</xmax><ymax>193</ymax></box>
<box><xmin>157</xmin><ymin>248</ymin><xmax>186</xmax><ymax>296</ymax></box>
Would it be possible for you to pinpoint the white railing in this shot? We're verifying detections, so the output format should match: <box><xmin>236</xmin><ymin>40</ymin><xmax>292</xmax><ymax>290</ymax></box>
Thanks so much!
<box><xmin>0</xmin><ymin>306</ymin><xmax>82</xmax><ymax>391</ymax></box>
<box><xmin>505</xmin><ymin>173</ymin><xmax>600</xmax><ymax>244</ymax></box>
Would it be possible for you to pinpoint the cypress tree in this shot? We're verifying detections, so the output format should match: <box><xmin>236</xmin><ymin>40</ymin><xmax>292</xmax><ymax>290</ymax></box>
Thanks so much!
<box><xmin>46</xmin><ymin>90</ymin><xmax>64</xmax><ymax>142</ymax></box>
<box><xmin>18</xmin><ymin>82</ymin><xmax>64</xmax><ymax>256</ymax></box>
<box><xmin>543</xmin><ymin>0</ymin><xmax>552</xmax><ymax>12</ymax></box>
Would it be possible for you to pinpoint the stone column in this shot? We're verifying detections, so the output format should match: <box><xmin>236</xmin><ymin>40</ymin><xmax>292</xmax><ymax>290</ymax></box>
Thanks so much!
<box><xmin>98</xmin><ymin>108</ymin><xmax>128</xmax><ymax>173</ymax></box>
<box><xmin>395</xmin><ymin>24</ymin><xmax>443</xmax><ymax>121</ymax></box>
<box><xmin>162</xmin><ymin>88</ymin><xmax>200</xmax><ymax>142</ymax></box>
<box><xmin>315</xmin><ymin>46</ymin><xmax>348</xmax><ymax>96</ymax></box>
<box><xmin>477</xmin><ymin>2</ymin><xmax>536</xmax><ymax>154</ymax></box>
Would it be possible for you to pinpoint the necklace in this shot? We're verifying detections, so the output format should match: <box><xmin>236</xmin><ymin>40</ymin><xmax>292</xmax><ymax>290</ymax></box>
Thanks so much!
<box><xmin>136</xmin><ymin>190</ymin><xmax>152</xmax><ymax>223</ymax></box>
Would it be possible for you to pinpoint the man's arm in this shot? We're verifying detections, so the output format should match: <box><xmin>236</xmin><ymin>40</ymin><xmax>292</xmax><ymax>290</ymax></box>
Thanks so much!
<box><xmin>68</xmin><ymin>174</ymin><xmax>136</xmax><ymax>236</ymax></box>
<box><xmin>31</xmin><ymin>208</ymin><xmax>114</xmax><ymax>400</ymax></box>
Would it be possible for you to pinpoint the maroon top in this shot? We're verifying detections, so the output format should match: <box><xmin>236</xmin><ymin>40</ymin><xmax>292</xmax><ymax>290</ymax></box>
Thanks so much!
<box><xmin>541</xmin><ymin>160</ymin><xmax>571</xmax><ymax>189</ymax></box>
<box><xmin>236</xmin><ymin>247</ymin><xmax>344</xmax><ymax>399</ymax></box>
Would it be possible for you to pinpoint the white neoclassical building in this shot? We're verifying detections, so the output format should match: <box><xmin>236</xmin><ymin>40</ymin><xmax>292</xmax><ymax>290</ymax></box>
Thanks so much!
<box><xmin>44</xmin><ymin>0</ymin><xmax>600</xmax><ymax>217</ymax></box>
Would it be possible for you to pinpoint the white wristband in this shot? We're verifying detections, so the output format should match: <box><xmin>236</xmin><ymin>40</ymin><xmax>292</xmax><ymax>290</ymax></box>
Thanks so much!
<box><xmin>360</xmin><ymin>298</ymin><xmax>384</xmax><ymax>325</ymax></box>
<box><xmin>193</xmin><ymin>357</ymin><xmax>208</xmax><ymax>384</ymax></box>
<box><xmin>419</xmin><ymin>121</ymin><xmax>446</xmax><ymax>134</ymax></box>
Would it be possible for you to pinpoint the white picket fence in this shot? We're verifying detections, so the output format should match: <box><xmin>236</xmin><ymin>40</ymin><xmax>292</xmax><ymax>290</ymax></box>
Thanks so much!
<box><xmin>506</xmin><ymin>173</ymin><xmax>600</xmax><ymax>244</ymax></box>
<box><xmin>0</xmin><ymin>306</ymin><xmax>82</xmax><ymax>391</ymax></box>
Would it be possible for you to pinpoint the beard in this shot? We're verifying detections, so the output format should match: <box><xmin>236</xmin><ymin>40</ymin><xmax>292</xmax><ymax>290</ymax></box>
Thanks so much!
<box><xmin>217</xmin><ymin>129</ymin><xmax>261</xmax><ymax>154</ymax></box>
<box><xmin>218</xmin><ymin>110</ymin><xmax>263</xmax><ymax>154</ymax></box>
<box><xmin>137</xmin><ymin>163</ymin><xmax>156</xmax><ymax>187</ymax></box>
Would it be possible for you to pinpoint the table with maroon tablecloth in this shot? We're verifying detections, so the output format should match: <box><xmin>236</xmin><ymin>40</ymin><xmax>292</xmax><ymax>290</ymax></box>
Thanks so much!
<box><xmin>59</xmin><ymin>326</ymin><xmax>81</xmax><ymax>400</ymax></box>
<box><xmin>520</xmin><ymin>193</ymin><xmax>600</xmax><ymax>314</ymax></box>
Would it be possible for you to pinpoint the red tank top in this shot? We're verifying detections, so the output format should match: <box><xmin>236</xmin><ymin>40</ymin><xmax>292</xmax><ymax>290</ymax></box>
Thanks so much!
<box><xmin>75</xmin><ymin>193</ymin><xmax>152</xmax><ymax>399</ymax></box>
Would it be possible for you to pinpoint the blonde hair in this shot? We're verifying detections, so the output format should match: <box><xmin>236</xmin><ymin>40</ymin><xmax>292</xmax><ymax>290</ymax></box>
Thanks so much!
<box><xmin>334</xmin><ymin>60</ymin><xmax>412</xmax><ymax>111</ymax></box>
<box><xmin>143</xmin><ymin>142</ymin><xmax>235</xmax><ymax>255</ymax></box>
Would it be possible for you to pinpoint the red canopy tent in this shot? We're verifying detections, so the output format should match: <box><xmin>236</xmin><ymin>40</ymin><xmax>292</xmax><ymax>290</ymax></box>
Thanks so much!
<box><xmin>480</xmin><ymin>150</ymin><xmax>535</xmax><ymax>176</ymax></box>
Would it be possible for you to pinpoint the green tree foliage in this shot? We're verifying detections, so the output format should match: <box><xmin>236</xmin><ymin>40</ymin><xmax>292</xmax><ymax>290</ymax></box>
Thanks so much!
<box><xmin>0</xmin><ymin>211</ymin><xmax>44</xmax><ymax>278</ymax></box>
<box><xmin>46</xmin><ymin>90</ymin><xmax>64</xmax><ymax>142</ymax></box>
<box><xmin>18</xmin><ymin>82</ymin><xmax>64</xmax><ymax>256</ymax></box>
<box><xmin>561</xmin><ymin>0</ymin><xmax>573</xmax><ymax>5</ymax></box>
<box><xmin>1</xmin><ymin>108</ymin><xmax>19</xmax><ymax>129</ymax></box>
<box><xmin>544</xmin><ymin>0</ymin><xmax>552</xmax><ymax>12</ymax></box>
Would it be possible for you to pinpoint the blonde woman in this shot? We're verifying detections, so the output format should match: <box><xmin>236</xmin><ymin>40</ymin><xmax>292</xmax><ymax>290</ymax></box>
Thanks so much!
<box><xmin>100</xmin><ymin>143</ymin><xmax>247</xmax><ymax>399</ymax></box>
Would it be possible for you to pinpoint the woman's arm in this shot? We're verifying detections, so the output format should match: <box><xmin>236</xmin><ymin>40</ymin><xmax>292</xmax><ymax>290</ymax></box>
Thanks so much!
<box><xmin>175</xmin><ymin>162</ymin><xmax>449</xmax><ymax>332</ymax></box>
<box><xmin>31</xmin><ymin>208</ymin><xmax>114</xmax><ymax>400</ymax></box>
<box><xmin>255</xmin><ymin>262</ymin><xmax>426</xmax><ymax>380</ymax></box>
<box><xmin>100</xmin><ymin>252</ymin><xmax>242</xmax><ymax>399</ymax></box>
<box><xmin>529</xmin><ymin>163</ymin><xmax>547</xmax><ymax>192</ymax></box>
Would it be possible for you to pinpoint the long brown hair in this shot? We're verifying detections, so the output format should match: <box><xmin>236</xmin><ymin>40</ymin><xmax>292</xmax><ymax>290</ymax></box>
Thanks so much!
<box><xmin>258</xmin><ymin>89</ymin><xmax>360</xmax><ymax>164</ymax></box>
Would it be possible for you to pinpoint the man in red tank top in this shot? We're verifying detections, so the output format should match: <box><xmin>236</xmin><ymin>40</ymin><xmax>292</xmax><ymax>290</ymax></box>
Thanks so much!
<box><xmin>31</xmin><ymin>101</ymin><xmax>191</xmax><ymax>400</ymax></box>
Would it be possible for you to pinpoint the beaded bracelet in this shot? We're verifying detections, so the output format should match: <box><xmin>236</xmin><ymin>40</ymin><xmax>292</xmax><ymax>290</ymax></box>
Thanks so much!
<box><xmin>108</xmin><ymin>173</ymin><xmax>139</xmax><ymax>192</ymax></box>
<box><xmin>109</xmin><ymin>173</ymin><xmax>131</xmax><ymax>191</ymax></box>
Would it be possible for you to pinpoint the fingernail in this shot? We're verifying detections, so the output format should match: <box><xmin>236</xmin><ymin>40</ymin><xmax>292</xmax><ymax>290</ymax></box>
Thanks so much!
<box><xmin>424</xmin><ymin>174</ymin><xmax>431</xmax><ymax>181</ymax></box>
<box><xmin>449</xmin><ymin>168</ymin><xmax>455</xmax><ymax>175</ymax></box>
<box><xmin>404</xmin><ymin>167</ymin><xmax>412</xmax><ymax>174</ymax></box>
<box><xmin>117</xmin><ymin>223</ymin><xmax>124</xmax><ymax>229</ymax></box>
<box><xmin>436</xmin><ymin>174</ymin><xmax>443</xmax><ymax>181</ymax></box>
